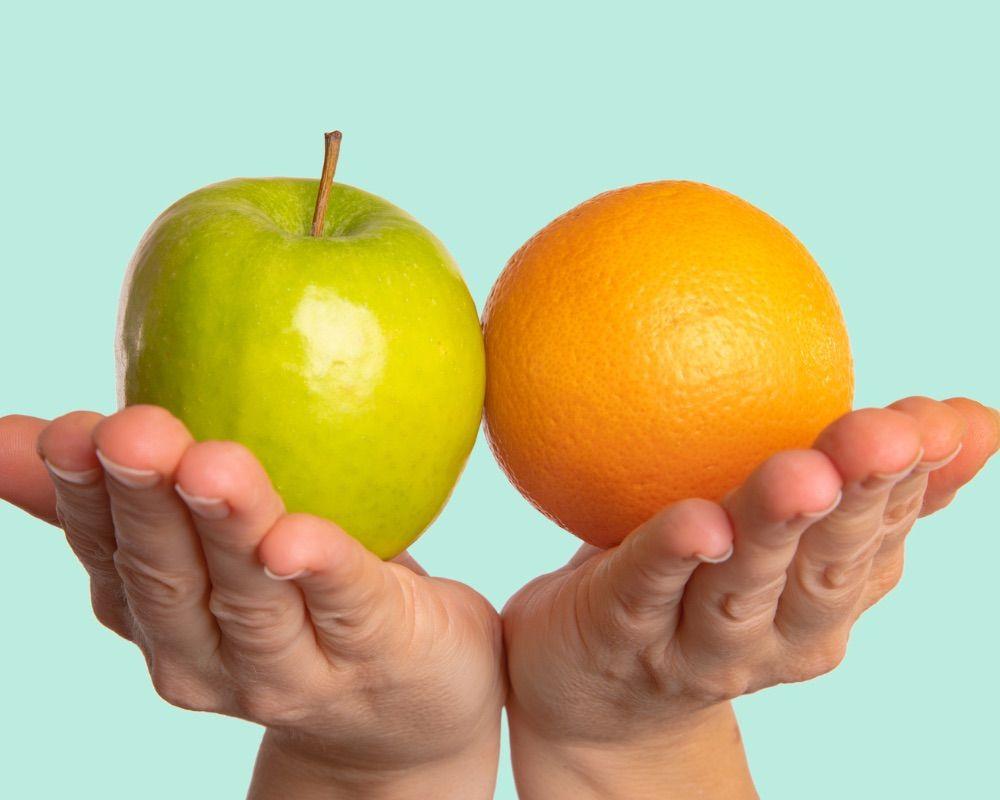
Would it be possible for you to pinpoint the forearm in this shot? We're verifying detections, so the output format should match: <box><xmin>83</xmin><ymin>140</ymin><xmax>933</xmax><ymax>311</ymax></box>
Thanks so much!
<box><xmin>508</xmin><ymin>702</ymin><xmax>758</xmax><ymax>800</ymax></box>
<box><xmin>247</xmin><ymin>728</ymin><xmax>501</xmax><ymax>800</ymax></box>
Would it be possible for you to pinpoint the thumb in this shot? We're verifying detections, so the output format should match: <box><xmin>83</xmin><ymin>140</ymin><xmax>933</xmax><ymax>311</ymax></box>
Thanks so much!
<box><xmin>593</xmin><ymin>498</ymin><xmax>734</xmax><ymax>622</ymax></box>
<box><xmin>257</xmin><ymin>513</ymin><xmax>406</xmax><ymax>657</ymax></box>
<box><xmin>0</xmin><ymin>414</ymin><xmax>57</xmax><ymax>524</ymax></box>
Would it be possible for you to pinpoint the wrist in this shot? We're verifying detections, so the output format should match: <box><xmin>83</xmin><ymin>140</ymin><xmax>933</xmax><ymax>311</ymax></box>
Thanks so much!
<box><xmin>247</xmin><ymin>727</ymin><xmax>501</xmax><ymax>800</ymax></box>
<box><xmin>507</xmin><ymin>701</ymin><xmax>758</xmax><ymax>800</ymax></box>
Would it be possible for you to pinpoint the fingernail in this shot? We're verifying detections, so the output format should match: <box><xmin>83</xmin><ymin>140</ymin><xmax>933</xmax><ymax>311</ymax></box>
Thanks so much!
<box><xmin>95</xmin><ymin>449</ymin><xmax>160</xmax><ymax>489</ymax></box>
<box><xmin>696</xmin><ymin>544</ymin><xmax>733</xmax><ymax>564</ymax></box>
<box><xmin>175</xmin><ymin>484</ymin><xmax>230</xmax><ymax>520</ymax></box>
<box><xmin>44</xmin><ymin>459</ymin><xmax>102</xmax><ymax>485</ymax></box>
<box><xmin>992</xmin><ymin>408</ymin><xmax>1000</xmax><ymax>454</ymax></box>
<box><xmin>919</xmin><ymin>442</ymin><xmax>963</xmax><ymax>472</ymax></box>
<box><xmin>263</xmin><ymin>566</ymin><xmax>309</xmax><ymax>581</ymax></box>
<box><xmin>863</xmin><ymin>448</ymin><xmax>924</xmax><ymax>489</ymax></box>
<box><xmin>798</xmin><ymin>489</ymin><xmax>844</xmax><ymax>522</ymax></box>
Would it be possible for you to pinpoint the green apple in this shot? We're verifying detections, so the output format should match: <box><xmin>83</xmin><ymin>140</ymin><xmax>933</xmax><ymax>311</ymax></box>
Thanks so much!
<box><xmin>117</xmin><ymin>145</ymin><xmax>484</xmax><ymax>559</ymax></box>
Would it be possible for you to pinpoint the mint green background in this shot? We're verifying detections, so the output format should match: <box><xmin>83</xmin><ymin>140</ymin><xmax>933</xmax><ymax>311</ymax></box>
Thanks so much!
<box><xmin>1</xmin><ymin>2</ymin><xmax>996</xmax><ymax>797</ymax></box>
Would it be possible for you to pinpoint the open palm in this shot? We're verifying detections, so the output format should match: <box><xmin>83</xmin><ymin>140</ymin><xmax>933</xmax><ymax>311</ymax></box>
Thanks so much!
<box><xmin>503</xmin><ymin>397</ymin><xmax>998</xmax><ymax>748</ymax></box>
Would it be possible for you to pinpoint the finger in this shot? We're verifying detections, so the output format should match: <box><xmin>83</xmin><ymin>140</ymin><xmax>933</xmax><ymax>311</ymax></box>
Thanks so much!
<box><xmin>777</xmin><ymin>408</ymin><xmax>923</xmax><ymax>644</ymax></box>
<box><xmin>869</xmin><ymin>398</ymin><xmax>965</xmax><ymax>575</ymax></box>
<box><xmin>681</xmin><ymin>450</ymin><xmax>842</xmax><ymax>661</ymax></box>
<box><xmin>38</xmin><ymin>411</ymin><xmax>133</xmax><ymax>639</ymax></box>
<box><xmin>590</xmin><ymin>499</ymin><xmax>733</xmax><ymax>634</ymax></box>
<box><xmin>921</xmin><ymin>398</ymin><xmax>1000</xmax><ymax>515</ymax></box>
<box><xmin>174</xmin><ymin>441</ymin><xmax>320</xmax><ymax>670</ymax></box>
<box><xmin>258</xmin><ymin>514</ymin><xmax>405</xmax><ymax>658</ymax></box>
<box><xmin>93</xmin><ymin>406</ymin><xmax>220</xmax><ymax>663</ymax></box>
<box><xmin>859</xmin><ymin>398</ymin><xmax>967</xmax><ymax>613</ymax></box>
<box><xmin>0</xmin><ymin>414</ymin><xmax>57</xmax><ymax>523</ymax></box>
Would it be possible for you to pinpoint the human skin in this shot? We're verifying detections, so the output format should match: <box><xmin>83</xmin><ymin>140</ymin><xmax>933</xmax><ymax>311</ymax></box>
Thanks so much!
<box><xmin>0</xmin><ymin>406</ymin><xmax>504</xmax><ymax>799</ymax></box>
<box><xmin>0</xmin><ymin>396</ymin><xmax>996</xmax><ymax>797</ymax></box>
<box><xmin>502</xmin><ymin>396</ymin><xmax>999</xmax><ymax>799</ymax></box>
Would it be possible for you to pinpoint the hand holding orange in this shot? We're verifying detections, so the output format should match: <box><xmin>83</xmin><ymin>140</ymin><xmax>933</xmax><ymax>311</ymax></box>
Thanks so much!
<box><xmin>483</xmin><ymin>181</ymin><xmax>854</xmax><ymax>548</ymax></box>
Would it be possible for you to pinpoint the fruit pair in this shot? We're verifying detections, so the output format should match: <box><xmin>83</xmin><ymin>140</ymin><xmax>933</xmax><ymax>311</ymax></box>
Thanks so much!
<box><xmin>121</xmin><ymin>134</ymin><xmax>851</xmax><ymax>557</ymax></box>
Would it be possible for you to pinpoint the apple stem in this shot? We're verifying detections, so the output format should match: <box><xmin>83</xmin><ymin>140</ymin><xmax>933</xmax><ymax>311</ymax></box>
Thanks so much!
<box><xmin>311</xmin><ymin>130</ymin><xmax>343</xmax><ymax>237</ymax></box>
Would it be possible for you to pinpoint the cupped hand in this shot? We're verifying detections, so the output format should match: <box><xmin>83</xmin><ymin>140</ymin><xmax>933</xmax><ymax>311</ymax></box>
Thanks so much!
<box><xmin>502</xmin><ymin>397</ymin><xmax>998</xmax><ymax>798</ymax></box>
<box><xmin>0</xmin><ymin>406</ymin><xmax>505</xmax><ymax>799</ymax></box>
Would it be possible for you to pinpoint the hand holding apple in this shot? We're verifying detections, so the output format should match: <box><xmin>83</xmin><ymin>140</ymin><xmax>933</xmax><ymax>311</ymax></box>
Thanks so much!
<box><xmin>0</xmin><ymin>407</ymin><xmax>505</xmax><ymax>800</ymax></box>
<box><xmin>0</xmin><ymin>135</ymin><xmax>502</xmax><ymax>798</ymax></box>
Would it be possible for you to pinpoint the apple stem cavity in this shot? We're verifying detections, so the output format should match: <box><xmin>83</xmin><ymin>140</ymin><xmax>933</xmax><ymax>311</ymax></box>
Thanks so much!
<box><xmin>311</xmin><ymin>130</ymin><xmax>343</xmax><ymax>237</ymax></box>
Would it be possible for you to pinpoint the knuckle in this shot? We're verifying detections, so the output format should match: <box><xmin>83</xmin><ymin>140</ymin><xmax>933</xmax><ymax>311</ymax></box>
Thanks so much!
<box><xmin>600</xmin><ymin>577</ymin><xmax>651</xmax><ymax>627</ymax></box>
<box><xmin>209</xmin><ymin>589</ymin><xmax>295</xmax><ymax>641</ymax></box>
<box><xmin>63</xmin><ymin>526</ymin><xmax>117</xmax><ymax>576</ymax></box>
<box><xmin>94</xmin><ymin>610</ymin><xmax>132</xmax><ymax>641</ymax></box>
<box><xmin>310</xmin><ymin>609</ymin><xmax>390</xmax><ymax>659</ymax></box>
<box><xmin>56</xmin><ymin>496</ymin><xmax>111</xmax><ymax>533</ymax></box>
<box><xmin>691</xmin><ymin>669</ymin><xmax>756</xmax><ymax>704</ymax></box>
<box><xmin>149</xmin><ymin>663</ymin><xmax>218</xmax><ymax>712</ymax></box>
<box><xmin>676</xmin><ymin>645</ymin><xmax>772</xmax><ymax>705</ymax></box>
<box><xmin>90</xmin><ymin>586</ymin><xmax>133</xmax><ymax>640</ymax></box>
<box><xmin>883</xmin><ymin>492</ymin><xmax>922</xmax><ymax>527</ymax></box>
<box><xmin>867</xmin><ymin>560</ymin><xmax>905</xmax><ymax>604</ymax></box>
<box><xmin>634</xmin><ymin>639</ymin><xmax>666</xmax><ymax>675</ymax></box>
<box><xmin>785</xmin><ymin>641</ymin><xmax>847</xmax><ymax>682</ymax></box>
<box><xmin>794</xmin><ymin>574</ymin><xmax>853</xmax><ymax>610</ymax></box>
<box><xmin>582</xmin><ymin>567</ymin><xmax>652</xmax><ymax>639</ymax></box>
<box><xmin>819</xmin><ymin>560</ymin><xmax>866</xmax><ymax>592</ymax></box>
<box><xmin>114</xmin><ymin>549</ymin><xmax>204</xmax><ymax>609</ymax></box>
<box><xmin>716</xmin><ymin>574</ymin><xmax>787</xmax><ymax>626</ymax></box>
<box><xmin>235</xmin><ymin>686</ymin><xmax>311</xmax><ymax>728</ymax></box>
<box><xmin>794</xmin><ymin>545</ymin><xmax>879</xmax><ymax>607</ymax></box>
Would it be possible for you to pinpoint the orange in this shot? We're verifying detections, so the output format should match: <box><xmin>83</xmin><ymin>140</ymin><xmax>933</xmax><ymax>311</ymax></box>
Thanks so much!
<box><xmin>483</xmin><ymin>181</ymin><xmax>853</xmax><ymax>548</ymax></box>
